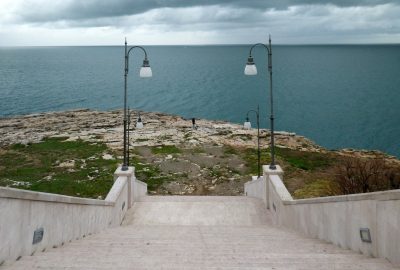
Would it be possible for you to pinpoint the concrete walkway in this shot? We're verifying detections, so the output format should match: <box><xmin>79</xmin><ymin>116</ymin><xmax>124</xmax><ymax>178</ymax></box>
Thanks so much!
<box><xmin>3</xmin><ymin>196</ymin><xmax>398</xmax><ymax>269</ymax></box>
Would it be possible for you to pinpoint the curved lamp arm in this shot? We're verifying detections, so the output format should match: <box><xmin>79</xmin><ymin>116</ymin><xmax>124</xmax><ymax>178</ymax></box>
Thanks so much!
<box><xmin>246</xmin><ymin>109</ymin><xmax>259</xmax><ymax>120</ymax></box>
<box><xmin>246</xmin><ymin>35</ymin><xmax>272</xmax><ymax>74</ymax></box>
<box><xmin>249</xmin><ymin>42</ymin><xmax>270</xmax><ymax>56</ymax></box>
<box><xmin>125</xmin><ymin>40</ymin><xmax>151</xmax><ymax>78</ymax></box>
<box><xmin>126</xmin><ymin>45</ymin><xmax>149</xmax><ymax>74</ymax></box>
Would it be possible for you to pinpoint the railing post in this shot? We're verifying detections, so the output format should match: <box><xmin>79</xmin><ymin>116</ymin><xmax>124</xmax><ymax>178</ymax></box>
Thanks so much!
<box><xmin>263</xmin><ymin>165</ymin><xmax>283</xmax><ymax>209</ymax></box>
<box><xmin>114</xmin><ymin>166</ymin><xmax>135</xmax><ymax>208</ymax></box>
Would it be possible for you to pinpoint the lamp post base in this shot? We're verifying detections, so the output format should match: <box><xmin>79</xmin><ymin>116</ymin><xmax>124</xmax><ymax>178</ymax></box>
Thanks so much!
<box><xmin>263</xmin><ymin>164</ymin><xmax>283</xmax><ymax>176</ymax></box>
<box><xmin>269</xmin><ymin>164</ymin><xmax>276</xmax><ymax>170</ymax></box>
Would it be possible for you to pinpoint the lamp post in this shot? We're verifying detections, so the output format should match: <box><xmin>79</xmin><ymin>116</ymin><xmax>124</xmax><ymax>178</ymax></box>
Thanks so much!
<box><xmin>127</xmin><ymin>108</ymin><xmax>144</xmax><ymax>166</ymax></box>
<box><xmin>244</xmin><ymin>35</ymin><xmax>276</xmax><ymax>170</ymax></box>
<box><xmin>243</xmin><ymin>105</ymin><xmax>261</xmax><ymax>178</ymax></box>
<box><xmin>122</xmin><ymin>38</ymin><xmax>152</xmax><ymax>171</ymax></box>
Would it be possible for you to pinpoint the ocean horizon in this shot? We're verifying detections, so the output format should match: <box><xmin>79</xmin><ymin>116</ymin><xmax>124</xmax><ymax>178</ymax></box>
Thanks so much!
<box><xmin>1</xmin><ymin>42</ymin><xmax>400</xmax><ymax>47</ymax></box>
<box><xmin>0</xmin><ymin>45</ymin><xmax>399</xmax><ymax>157</ymax></box>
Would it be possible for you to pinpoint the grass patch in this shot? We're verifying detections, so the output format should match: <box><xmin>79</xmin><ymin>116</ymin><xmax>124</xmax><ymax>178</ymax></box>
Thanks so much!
<box><xmin>0</xmin><ymin>137</ymin><xmax>118</xmax><ymax>198</ymax></box>
<box><xmin>151</xmin><ymin>145</ymin><xmax>182</xmax><ymax>155</ymax></box>
<box><xmin>209</xmin><ymin>167</ymin><xmax>224</xmax><ymax>178</ymax></box>
<box><xmin>129</xmin><ymin>156</ymin><xmax>173</xmax><ymax>191</ymax></box>
<box><xmin>192</xmin><ymin>147</ymin><xmax>206</xmax><ymax>154</ymax></box>
<box><xmin>223</xmin><ymin>145</ymin><xmax>238</xmax><ymax>155</ymax></box>
<box><xmin>242</xmin><ymin>148</ymin><xmax>271</xmax><ymax>175</ymax></box>
<box><xmin>230</xmin><ymin>134</ymin><xmax>253</xmax><ymax>141</ymax></box>
<box><xmin>276</xmin><ymin>147</ymin><xmax>335</xmax><ymax>171</ymax></box>
<box><xmin>293</xmin><ymin>179</ymin><xmax>340</xmax><ymax>199</ymax></box>
<box><xmin>217</xmin><ymin>130</ymin><xmax>232</xmax><ymax>136</ymax></box>
<box><xmin>158</xmin><ymin>135</ymin><xmax>173</xmax><ymax>140</ymax></box>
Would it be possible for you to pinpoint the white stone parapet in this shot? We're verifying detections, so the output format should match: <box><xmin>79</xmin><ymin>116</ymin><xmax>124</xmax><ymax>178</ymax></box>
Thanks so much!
<box><xmin>244</xmin><ymin>163</ymin><xmax>400</xmax><ymax>266</ymax></box>
<box><xmin>0</xmin><ymin>166</ymin><xmax>147</xmax><ymax>266</ymax></box>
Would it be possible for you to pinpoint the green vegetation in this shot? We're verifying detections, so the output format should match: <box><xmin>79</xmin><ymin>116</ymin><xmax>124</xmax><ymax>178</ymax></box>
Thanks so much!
<box><xmin>209</xmin><ymin>167</ymin><xmax>223</xmax><ymax>178</ymax></box>
<box><xmin>158</xmin><ymin>135</ymin><xmax>173</xmax><ymax>141</ymax></box>
<box><xmin>276</xmin><ymin>147</ymin><xmax>335</xmax><ymax>171</ymax></box>
<box><xmin>151</xmin><ymin>145</ymin><xmax>182</xmax><ymax>155</ymax></box>
<box><xmin>230</xmin><ymin>134</ymin><xmax>253</xmax><ymax>141</ymax></box>
<box><xmin>192</xmin><ymin>147</ymin><xmax>206</xmax><ymax>154</ymax></box>
<box><xmin>237</xmin><ymin>146</ymin><xmax>344</xmax><ymax>198</ymax></box>
<box><xmin>2</xmin><ymin>136</ymin><xmax>394</xmax><ymax>199</ymax></box>
<box><xmin>0</xmin><ymin>137</ymin><xmax>118</xmax><ymax>198</ymax></box>
<box><xmin>129</xmin><ymin>155</ymin><xmax>174</xmax><ymax>191</ymax></box>
<box><xmin>293</xmin><ymin>179</ymin><xmax>339</xmax><ymax>199</ymax></box>
<box><xmin>242</xmin><ymin>148</ymin><xmax>271</xmax><ymax>175</ymax></box>
<box><xmin>216</xmin><ymin>130</ymin><xmax>232</xmax><ymax>136</ymax></box>
<box><xmin>223</xmin><ymin>145</ymin><xmax>238</xmax><ymax>156</ymax></box>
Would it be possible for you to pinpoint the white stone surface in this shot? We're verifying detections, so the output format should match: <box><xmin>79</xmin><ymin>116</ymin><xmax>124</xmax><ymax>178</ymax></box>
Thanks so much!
<box><xmin>113</xmin><ymin>166</ymin><xmax>135</xmax><ymax>208</ymax></box>
<box><xmin>2</xmin><ymin>196</ymin><xmax>398</xmax><ymax>270</ymax></box>
<box><xmin>133</xmin><ymin>179</ymin><xmax>148</xmax><ymax>201</ymax></box>
<box><xmin>245</xmin><ymin>175</ymin><xmax>267</xmax><ymax>205</ymax></box>
<box><xmin>124</xmin><ymin>196</ymin><xmax>269</xmax><ymax>226</ymax></box>
<box><xmin>251</xmin><ymin>165</ymin><xmax>400</xmax><ymax>266</ymax></box>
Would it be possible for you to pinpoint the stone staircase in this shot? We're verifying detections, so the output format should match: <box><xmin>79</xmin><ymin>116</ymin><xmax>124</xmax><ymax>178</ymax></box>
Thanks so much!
<box><xmin>3</xmin><ymin>196</ymin><xmax>398</xmax><ymax>269</ymax></box>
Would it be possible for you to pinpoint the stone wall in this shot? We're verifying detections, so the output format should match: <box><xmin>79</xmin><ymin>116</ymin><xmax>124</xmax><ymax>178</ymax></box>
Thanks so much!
<box><xmin>244</xmin><ymin>176</ymin><xmax>267</xmax><ymax>206</ymax></box>
<box><xmin>0</xmin><ymin>166</ymin><xmax>147</xmax><ymax>265</ymax></box>
<box><xmin>245</xmin><ymin>165</ymin><xmax>400</xmax><ymax>266</ymax></box>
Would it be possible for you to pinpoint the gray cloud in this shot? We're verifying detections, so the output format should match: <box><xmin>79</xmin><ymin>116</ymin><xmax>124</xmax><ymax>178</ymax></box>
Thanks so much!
<box><xmin>1</xmin><ymin>0</ymin><xmax>399</xmax><ymax>45</ymax></box>
<box><xmin>14</xmin><ymin>0</ymin><xmax>399</xmax><ymax>24</ymax></box>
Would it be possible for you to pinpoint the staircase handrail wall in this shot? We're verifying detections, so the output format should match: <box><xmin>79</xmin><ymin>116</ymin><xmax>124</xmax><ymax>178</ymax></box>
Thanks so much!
<box><xmin>0</xmin><ymin>166</ymin><xmax>147</xmax><ymax>265</ymax></box>
<box><xmin>245</xmin><ymin>165</ymin><xmax>400</xmax><ymax>266</ymax></box>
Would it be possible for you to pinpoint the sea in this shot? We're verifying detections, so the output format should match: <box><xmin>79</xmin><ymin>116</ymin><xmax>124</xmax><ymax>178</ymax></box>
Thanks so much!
<box><xmin>0</xmin><ymin>45</ymin><xmax>399</xmax><ymax>157</ymax></box>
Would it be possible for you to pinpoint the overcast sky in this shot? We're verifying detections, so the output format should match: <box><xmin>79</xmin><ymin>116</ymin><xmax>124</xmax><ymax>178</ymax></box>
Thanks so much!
<box><xmin>0</xmin><ymin>0</ymin><xmax>399</xmax><ymax>45</ymax></box>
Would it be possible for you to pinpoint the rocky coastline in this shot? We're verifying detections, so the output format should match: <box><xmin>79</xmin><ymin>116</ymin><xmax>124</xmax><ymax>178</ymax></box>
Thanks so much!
<box><xmin>0</xmin><ymin>109</ymin><xmax>397</xmax><ymax>161</ymax></box>
<box><xmin>0</xmin><ymin>109</ymin><xmax>398</xmax><ymax>197</ymax></box>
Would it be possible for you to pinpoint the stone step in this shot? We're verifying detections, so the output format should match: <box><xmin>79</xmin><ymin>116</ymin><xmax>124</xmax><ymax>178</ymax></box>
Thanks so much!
<box><xmin>5</xmin><ymin>225</ymin><xmax>397</xmax><ymax>270</ymax></box>
<box><xmin>6</xmin><ymin>261</ymin><xmax>395</xmax><ymax>270</ymax></box>
<box><xmin>18</xmin><ymin>251</ymin><xmax>384</xmax><ymax>263</ymax></box>
<box><xmin>124</xmin><ymin>196</ymin><xmax>270</xmax><ymax>226</ymax></box>
<box><xmin>2</xmin><ymin>196</ymin><xmax>398</xmax><ymax>270</ymax></box>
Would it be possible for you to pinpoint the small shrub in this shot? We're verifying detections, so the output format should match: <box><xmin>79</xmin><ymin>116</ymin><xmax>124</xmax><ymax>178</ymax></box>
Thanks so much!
<box><xmin>224</xmin><ymin>146</ymin><xmax>238</xmax><ymax>155</ymax></box>
<box><xmin>151</xmin><ymin>145</ymin><xmax>181</xmax><ymax>155</ymax></box>
<box><xmin>386</xmin><ymin>166</ymin><xmax>400</xmax><ymax>189</ymax></box>
<box><xmin>334</xmin><ymin>157</ymin><xmax>399</xmax><ymax>194</ymax></box>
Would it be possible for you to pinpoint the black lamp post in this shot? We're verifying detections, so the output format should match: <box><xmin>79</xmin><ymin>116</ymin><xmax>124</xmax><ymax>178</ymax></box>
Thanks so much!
<box><xmin>127</xmin><ymin>108</ymin><xmax>144</xmax><ymax>167</ymax></box>
<box><xmin>122</xmin><ymin>38</ymin><xmax>152</xmax><ymax>171</ymax></box>
<box><xmin>244</xmin><ymin>35</ymin><xmax>276</xmax><ymax>170</ymax></box>
<box><xmin>244</xmin><ymin>105</ymin><xmax>261</xmax><ymax>178</ymax></box>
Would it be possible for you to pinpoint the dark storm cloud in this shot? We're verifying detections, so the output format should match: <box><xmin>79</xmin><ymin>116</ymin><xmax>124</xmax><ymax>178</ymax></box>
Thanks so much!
<box><xmin>16</xmin><ymin>0</ymin><xmax>398</xmax><ymax>23</ymax></box>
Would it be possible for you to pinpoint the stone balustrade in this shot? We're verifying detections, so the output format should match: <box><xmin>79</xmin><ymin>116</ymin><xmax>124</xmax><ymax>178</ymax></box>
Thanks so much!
<box><xmin>245</xmin><ymin>165</ymin><xmax>400</xmax><ymax>266</ymax></box>
<box><xmin>0</xmin><ymin>166</ymin><xmax>147</xmax><ymax>265</ymax></box>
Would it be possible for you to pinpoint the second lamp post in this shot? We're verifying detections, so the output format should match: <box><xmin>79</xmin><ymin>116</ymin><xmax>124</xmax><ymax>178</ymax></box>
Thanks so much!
<box><xmin>244</xmin><ymin>105</ymin><xmax>261</xmax><ymax>178</ymax></box>
<box><xmin>122</xmin><ymin>38</ymin><xmax>152</xmax><ymax>171</ymax></box>
<box><xmin>244</xmin><ymin>35</ymin><xmax>276</xmax><ymax>170</ymax></box>
<box><xmin>126</xmin><ymin>108</ymin><xmax>144</xmax><ymax>167</ymax></box>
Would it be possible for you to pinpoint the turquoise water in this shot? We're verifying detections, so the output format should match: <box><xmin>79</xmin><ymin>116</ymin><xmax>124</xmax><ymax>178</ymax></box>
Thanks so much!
<box><xmin>0</xmin><ymin>45</ymin><xmax>399</xmax><ymax>156</ymax></box>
